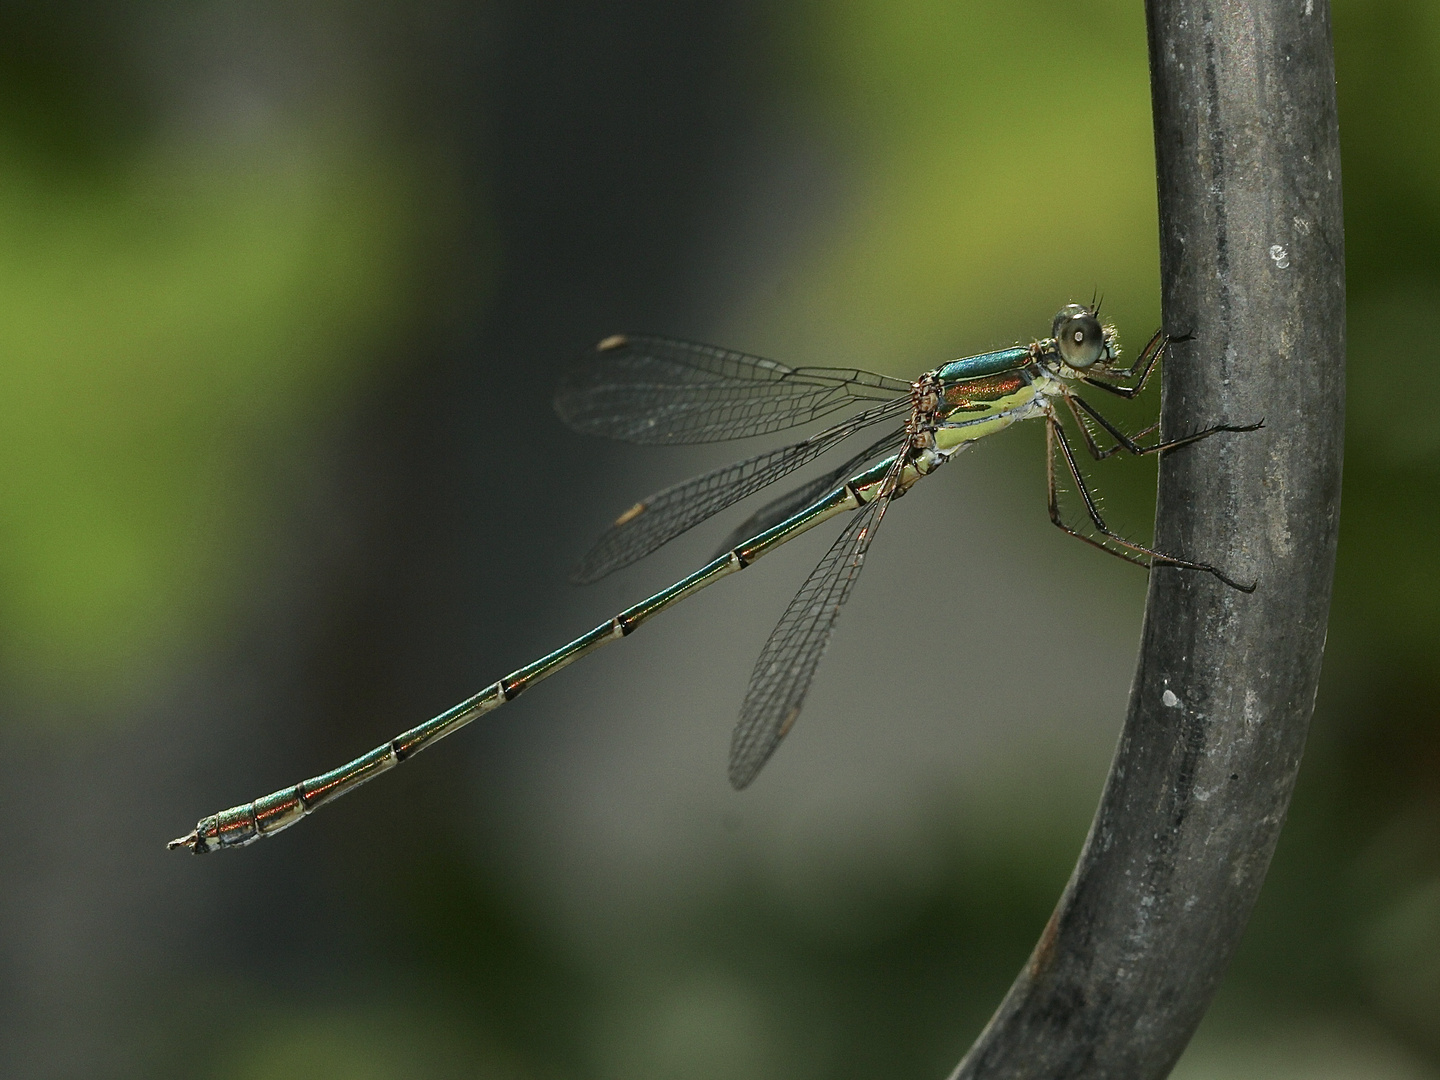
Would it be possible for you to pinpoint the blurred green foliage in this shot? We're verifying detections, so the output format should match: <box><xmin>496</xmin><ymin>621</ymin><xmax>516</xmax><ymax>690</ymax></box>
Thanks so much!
<box><xmin>0</xmin><ymin>137</ymin><xmax>427</xmax><ymax>701</ymax></box>
<box><xmin>0</xmin><ymin>67</ymin><xmax>439</xmax><ymax>701</ymax></box>
<box><xmin>750</xmin><ymin>0</ymin><xmax>1162</xmax><ymax>366</ymax></box>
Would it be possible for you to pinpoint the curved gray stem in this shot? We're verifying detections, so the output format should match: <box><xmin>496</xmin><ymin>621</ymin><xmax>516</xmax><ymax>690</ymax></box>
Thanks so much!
<box><xmin>951</xmin><ymin>1</ymin><xmax>1345</xmax><ymax>1076</ymax></box>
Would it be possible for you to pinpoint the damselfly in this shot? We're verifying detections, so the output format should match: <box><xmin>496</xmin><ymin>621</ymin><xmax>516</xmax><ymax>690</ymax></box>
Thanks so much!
<box><xmin>170</xmin><ymin>304</ymin><xmax>1258</xmax><ymax>853</ymax></box>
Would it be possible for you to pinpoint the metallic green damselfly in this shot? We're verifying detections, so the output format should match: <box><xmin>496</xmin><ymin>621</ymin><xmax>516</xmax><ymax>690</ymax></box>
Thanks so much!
<box><xmin>170</xmin><ymin>304</ymin><xmax>1258</xmax><ymax>853</ymax></box>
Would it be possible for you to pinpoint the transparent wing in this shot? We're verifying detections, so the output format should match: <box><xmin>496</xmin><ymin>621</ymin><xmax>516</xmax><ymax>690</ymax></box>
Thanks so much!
<box><xmin>573</xmin><ymin>407</ymin><xmax>907</xmax><ymax>584</ymax></box>
<box><xmin>728</xmin><ymin>454</ymin><xmax>904</xmax><ymax>789</ymax></box>
<box><xmin>710</xmin><ymin>429</ymin><xmax>906</xmax><ymax>560</ymax></box>
<box><xmin>555</xmin><ymin>334</ymin><xmax>913</xmax><ymax>445</ymax></box>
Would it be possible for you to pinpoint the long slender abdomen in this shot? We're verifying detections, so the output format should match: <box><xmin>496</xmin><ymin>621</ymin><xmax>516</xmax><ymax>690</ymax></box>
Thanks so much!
<box><xmin>168</xmin><ymin>468</ymin><xmax>881</xmax><ymax>853</ymax></box>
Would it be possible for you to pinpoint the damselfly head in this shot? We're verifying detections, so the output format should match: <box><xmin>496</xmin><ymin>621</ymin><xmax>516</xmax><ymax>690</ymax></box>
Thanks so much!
<box><xmin>1052</xmin><ymin>305</ymin><xmax>1118</xmax><ymax>371</ymax></box>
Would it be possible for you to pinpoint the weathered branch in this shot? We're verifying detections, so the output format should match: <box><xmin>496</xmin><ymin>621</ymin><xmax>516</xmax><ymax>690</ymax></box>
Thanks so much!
<box><xmin>950</xmin><ymin>1</ymin><xmax>1345</xmax><ymax>1076</ymax></box>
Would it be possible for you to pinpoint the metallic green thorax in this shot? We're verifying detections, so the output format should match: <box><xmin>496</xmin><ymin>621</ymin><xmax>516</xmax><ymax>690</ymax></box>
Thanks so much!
<box><xmin>930</xmin><ymin>343</ymin><xmax>1056</xmax><ymax>454</ymax></box>
<box><xmin>935</xmin><ymin>344</ymin><xmax>1033</xmax><ymax>383</ymax></box>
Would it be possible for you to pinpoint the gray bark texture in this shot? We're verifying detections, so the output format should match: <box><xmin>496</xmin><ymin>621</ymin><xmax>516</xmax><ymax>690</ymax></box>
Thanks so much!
<box><xmin>950</xmin><ymin>1</ymin><xmax>1346</xmax><ymax>1076</ymax></box>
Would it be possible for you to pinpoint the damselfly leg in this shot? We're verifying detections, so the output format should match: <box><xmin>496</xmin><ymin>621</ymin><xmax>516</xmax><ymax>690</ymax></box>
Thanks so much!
<box><xmin>1063</xmin><ymin>391</ymin><xmax>1263</xmax><ymax>461</ymax></box>
<box><xmin>1045</xmin><ymin>410</ymin><xmax>1258</xmax><ymax>591</ymax></box>
<box><xmin>1078</xmin><ymin>326</ymin><xmax>1171</xmax><ymax>398</ymax></box>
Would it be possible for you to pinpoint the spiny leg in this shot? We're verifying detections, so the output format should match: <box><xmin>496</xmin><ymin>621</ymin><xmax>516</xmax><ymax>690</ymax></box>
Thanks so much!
<box><xmin>1062</xmin><ymin>393</ymin><xmax>1158</xmax><ymax>461</ymax></box>
<box><xmin>1045</xmin><ymin>415</ymin><xmax>1256</xmax><ymax>592</ymax></box>
<box><xmin>1045</xmin><ymin>417</ymin><xmax>1150</xmax><ymax>571</ymax></box>
<box><xmin>1065</xmin><ymin>392</ymin><xmax>1263</xmax><ymax>461</ymax></box>
<box><xmin>1080</xmin><ymin>327</ymin><xmax>1171</xmax><ymax>399</ymax></box>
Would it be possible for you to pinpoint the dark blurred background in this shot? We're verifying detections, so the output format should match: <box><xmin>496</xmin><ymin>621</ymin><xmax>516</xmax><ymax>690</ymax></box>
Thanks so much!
<box><xmin>0</xmin><ymin>1</ymin><xmax>1434</xmax><ymax>1077</ymax></box>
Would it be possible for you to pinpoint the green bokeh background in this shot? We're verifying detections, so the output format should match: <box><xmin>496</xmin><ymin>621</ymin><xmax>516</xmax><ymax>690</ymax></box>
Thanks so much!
<box><xmin>0</xmin><ymin>2</ymin><xmax>1435</xmax><ymax>1078</ymax></box>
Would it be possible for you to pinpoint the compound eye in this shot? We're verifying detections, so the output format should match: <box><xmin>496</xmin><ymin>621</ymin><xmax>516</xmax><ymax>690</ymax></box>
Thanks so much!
<box><xmin>1056</xmin><ymin>313</ymin><xmax>1105</xmax><ymax>369</ymax></box>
